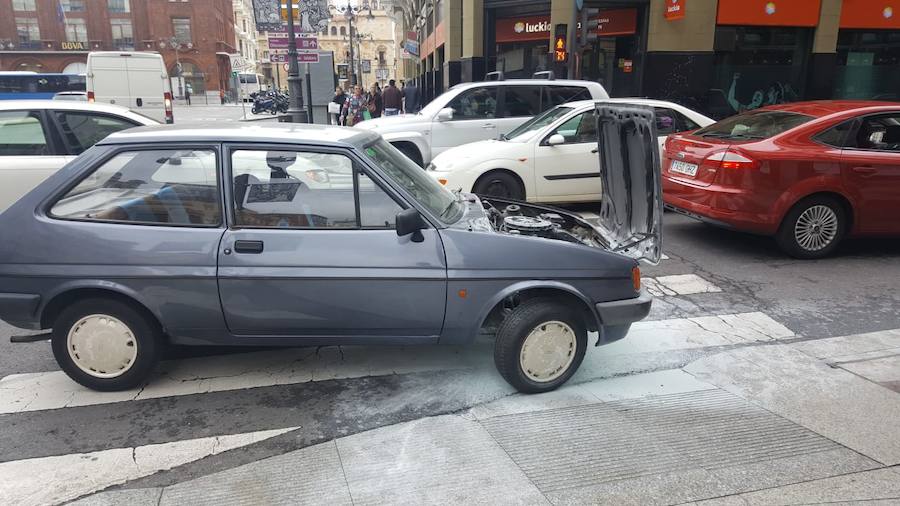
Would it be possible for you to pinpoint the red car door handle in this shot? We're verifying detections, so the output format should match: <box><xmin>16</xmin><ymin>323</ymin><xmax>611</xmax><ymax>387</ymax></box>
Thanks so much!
<box><xmin>851</xmin><ymin>166</ymin><xmax>877</xmax><ymax>175</ymax></box>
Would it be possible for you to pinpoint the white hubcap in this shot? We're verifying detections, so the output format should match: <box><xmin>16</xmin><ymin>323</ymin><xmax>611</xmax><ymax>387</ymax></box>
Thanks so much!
<box><xmin>67</xmin><ymin>314</ymin><xmax>138</xmax><ymax>378</ymax></box>
<box><xmin>795</xmin><ymin>205</ymin><xmax>839</xmax><ymax>252</ymax></box>
<box><xmin>520</xmin><ymin>320</ymin><xmax>577</xmax><ymax>383</ymax></box>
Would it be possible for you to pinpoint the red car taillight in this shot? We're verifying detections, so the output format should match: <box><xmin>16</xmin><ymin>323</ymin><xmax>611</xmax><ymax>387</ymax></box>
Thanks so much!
<box><xmin>705</xmin><ymin>150</ymin><xmax>758</xmax><ymax>170</ymax></box>
<box><xmin>87</xmin><ymin>91</ymin><xmax>95</xmax><ymax>103</ymax></box>
<box><xmin>164</xmin><ymin>92</ymin><xmax>174</xmax><ymax>124</ymax></box>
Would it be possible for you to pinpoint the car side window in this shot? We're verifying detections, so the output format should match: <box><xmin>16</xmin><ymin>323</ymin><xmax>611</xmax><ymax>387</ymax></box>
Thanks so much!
<box><xmin>501</xmin><ymin>86</ymin><xmax>542</xmax><ymax>118</ymax></box>
<box><xmin>50</xmin><ymin>149</ymin><xmax>221</xmax><ymax>226</ymax></box>
<box><xmin>54</xmin><ymin>111</ymin><xmax>140</xmax><ymax>155</ymax></box>
<box><xmin>0</xmin><ymin>110</ymin><xmax>50</xmax><ymax>156</ymax></box>
<box><xmin>231</xmin><ymin>149</ymin><xmax>402</xmax><ymax>229</ymax></box>
<box><xmin>546</xmin><ymin>86</ymin><xmax>591</xmax><ymax>107</ymax></box>
<box><xmin>446</xmin><ymin>87</ymin><xmax>497</xmax><ymax>120</ymax></box>
<box><xmin>847</xmin><ymin>114</ymin><xmax>900</xmax><ymax>152</ymax></box>
<box><xmin>814</xmin><ymin>120</ymin><xmax>855</xmax><ymax>148</ymax></box>
<box><xmin>552</xmin><ymin>111</ymin><xmax>597</xmax><ymax>144</ymax></box>
<box><xmin>654</xmin><ymin>108</ymin><xmax>680</xmax><ymax>136</ymax></box>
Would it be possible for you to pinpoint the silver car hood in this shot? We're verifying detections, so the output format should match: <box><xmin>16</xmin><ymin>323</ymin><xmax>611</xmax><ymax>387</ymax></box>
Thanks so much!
<box><xmin>593</xmin><ymin>104</ymin><xmax>663</xmax><ymax>264</ymax></box>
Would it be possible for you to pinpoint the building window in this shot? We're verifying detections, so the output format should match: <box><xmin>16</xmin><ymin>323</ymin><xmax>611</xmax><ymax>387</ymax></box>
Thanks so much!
<box><xmin>330</xmin><ymin>26</ymin><xmax>337</xmax><ymax>36</ymax></box>
<box><xmin>61</xmin><ymin>0</ymin><xmax>86</xmax><ymax>12</ymax></box>
<box><xmin>172</xmin><ymin>18</ymin><xmax>192</xmax><ymax>44</ymax></box>
<box><xmin>340</xmin><ymin>26</ymin><xmax>346</xmax><ymax>36</ymax></box>
<box><xmin>111</xmin><ymin>19</ymin><xmax>133</xmax><ymax>50</ymax></box>
<box><xmin>107</xmin><ymin>0</ymin><xmax>130</xmax><ymax>13</ymax></box>
<box><xmin>12</xmin><ymin>0</ymin><xmax>36</xmax><ymax>11</ymax></box>
<box><xmin>15</xmin><ymin>17</ymin><xmax>40</xmax><ymax>47</ymax></box>
<box><xmin>65</xmin><ymin>18</ymin><xmax>88</xmax><ymax>42</ymax></box>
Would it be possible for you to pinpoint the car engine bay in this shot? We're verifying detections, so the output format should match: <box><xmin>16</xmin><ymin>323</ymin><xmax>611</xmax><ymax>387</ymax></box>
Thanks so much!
<box><xmin>481</xmin><ymin>198</ymin><xmax>608</xmax><ymax>249</ymax></box>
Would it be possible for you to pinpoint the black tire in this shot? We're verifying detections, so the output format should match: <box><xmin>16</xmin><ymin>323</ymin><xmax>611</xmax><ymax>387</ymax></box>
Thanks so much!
<box><xmin>51</xmin><ymin>298</ymin><xmax>162</xmax><ymax>391</ymax></box>
<box><xmin>396</xmin><ymin>144</ymin><xmax>424</xmax><ymax>167</ymax></box>
<box><xmin>494</xmin><ymin>299</ymin><xmax>588</xmax><ymax>394</ymax></box>
<box><xmin>775</xmin><ymin>195</ymin><xmax>847</xmax><ymax>259</ymax></box>
<box><xmin>473</xmin><ymin>171</ymin><xmax>525</xmax><ymax>200</ymax></box>
<box><xmin>251</xmin><ymin>106</ymin><xmax>259</xmax><ymax>115</ymax></box>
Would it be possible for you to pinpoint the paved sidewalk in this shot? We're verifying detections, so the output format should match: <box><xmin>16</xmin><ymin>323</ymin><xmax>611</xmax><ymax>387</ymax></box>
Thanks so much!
<box><xmin>71</xmin><ymin>329</ymin><xmax>900</xmax><ymax>505</ymax></box>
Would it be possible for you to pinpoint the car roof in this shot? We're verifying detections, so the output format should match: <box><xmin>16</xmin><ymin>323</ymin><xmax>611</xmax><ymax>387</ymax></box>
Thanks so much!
<box><xmin>450</xmin><ymin>79</ymin><xmax>603</xmax><ymax>90</ymax></box>
<box><xmin>0</xmin><ymin>99</ymin><xmax>139</xmax><ymax>116</ymax></box>
<box><xmin>99</xmin><ymin>123</ymin><xmax>380</xmax><ymax>147</ymax></box>
<box><xmin>560</xmin><ymin>98</ymin><xmax>694</xmax><ymax>111</ymax></box>
<box><xmin>756</xmin><ymin>100</ymin><xmax>900</xmax><ymax>118</ymax></box>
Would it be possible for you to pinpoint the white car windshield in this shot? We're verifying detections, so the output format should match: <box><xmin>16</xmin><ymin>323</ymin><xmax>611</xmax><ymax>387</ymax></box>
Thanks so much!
<box><xmin>502</xmin><ymin>106</ymin><xmax>574</xmax><ymax>142</ymax></box>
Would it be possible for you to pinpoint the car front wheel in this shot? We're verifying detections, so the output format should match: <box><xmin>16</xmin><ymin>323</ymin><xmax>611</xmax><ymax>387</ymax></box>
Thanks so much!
<box><xmin>473</xmin><ymin>171</ymin><xmax>525</xmax><ymax>200</ymax></box>
<box><xmin>776</xmin><ymin>195</ymin><xmax>847</xmax><ymax>259</ymax></box>
<box><xmin>51</xmin><ymin>298</ymin><xmax>162</xmax><ymax>391</ymax></box>
<box><xmin>494</xmin><ymin>299</ymin><xmax>587</xmax><ymax>393</ymax></box>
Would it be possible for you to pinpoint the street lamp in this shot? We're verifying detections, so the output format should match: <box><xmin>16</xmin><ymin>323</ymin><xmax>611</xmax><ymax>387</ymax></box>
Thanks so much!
<box><xmin>330</xmin><ymin>1</ymin><xmax>375</xmax><ymax>87</ymax></box>
<box><xmin>343</xmin><ymin>31</ymin><xmax>373</xmax><ymax>88</ymax></box>
<box><xmin>159</xmin><ymin>37</ymin><xmax>193</xmax><ymax>98</ymax></box>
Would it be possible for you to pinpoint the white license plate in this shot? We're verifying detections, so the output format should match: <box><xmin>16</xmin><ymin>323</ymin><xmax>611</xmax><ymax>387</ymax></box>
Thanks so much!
<box><xmin>670</xmin><ymin>160</ymin><xmax>698</xmax><ymax>177</ymax></box>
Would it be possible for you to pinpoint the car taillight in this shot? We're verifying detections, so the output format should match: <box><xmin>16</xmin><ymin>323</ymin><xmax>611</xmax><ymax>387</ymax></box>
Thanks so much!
<box><xmin>87</xmin><ymin>91</ymin><xmax>95</xmax><ymax>103</ymax></box>
<box><xmin>164</xmin><ymin>92</ymin><xmax>174</xmax><ymax>124</ymax></box>
<box><xmin>705</xmin><ymin>150</ymin><xmax>758</xmax><ymax>170</ymax></box>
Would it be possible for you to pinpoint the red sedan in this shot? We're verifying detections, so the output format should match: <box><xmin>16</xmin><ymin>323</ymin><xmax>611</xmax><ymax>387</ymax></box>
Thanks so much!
<box><xmin>662</xmin><ymin>101</ymin><xmax>900</xmax><ymax>258</ymax></box>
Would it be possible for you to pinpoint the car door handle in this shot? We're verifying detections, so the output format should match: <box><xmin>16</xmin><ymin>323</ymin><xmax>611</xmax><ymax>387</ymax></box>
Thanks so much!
<box><xmin>591</xmin><ymin>148</ymin><xmax>599</xmax><ymax>154</ymax></box>
<box><xmin>234</xmin><ymin>240</ymin><xmax>264</xmax><ymax>254</ymax></box>
<box><xmin>482</xmin><ymin>123</ymin><xmax>495</xmax><ymax>129</ymax></box>
<box><xmin>851</xmin><ymin>166</ymin><xmax>877</xmax><ymax>175</ymax></box>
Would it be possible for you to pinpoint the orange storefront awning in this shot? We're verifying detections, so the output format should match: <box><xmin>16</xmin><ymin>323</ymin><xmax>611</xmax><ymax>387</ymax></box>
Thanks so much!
<box><xmin>717</xmin><ymin>0</ymin><xmax>822</xmax><ymax>27</ymax></box>
<box><xmin>840</xmin><ymin>1</ymin><xmax>899</xmax><ymax>29</ymax></box>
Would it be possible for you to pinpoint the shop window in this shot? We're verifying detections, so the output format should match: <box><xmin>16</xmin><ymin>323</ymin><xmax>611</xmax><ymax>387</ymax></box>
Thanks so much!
<box><xmin>500</xmin><ymin>86</ymin><xmax>542</xmax><ymax>118</ymax></box>
<box><xmin>834</xmin><ymin>30</ymin><xmax>900</xmax><ymax>101</ymax></box>
<box><xmin>447</xmin><ymin>87</ymin><xmax>497</xmax><ymax>120</ymax></box>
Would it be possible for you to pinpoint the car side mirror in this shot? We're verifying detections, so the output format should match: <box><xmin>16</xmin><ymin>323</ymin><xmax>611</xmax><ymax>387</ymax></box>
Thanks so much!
<box><xmin>546</xmin><ymin>134</ymin><xmax>566</xmax><ymax>146</ymax></box>
<box><xmin>396</xmin><ymin>208</ymin><xmax>426</xmax><ymax>242</ymax></box>
<box><xmin>437</xmin><ymin>107</ymin><xmax>454</xmax><ymax>121</ymax></box>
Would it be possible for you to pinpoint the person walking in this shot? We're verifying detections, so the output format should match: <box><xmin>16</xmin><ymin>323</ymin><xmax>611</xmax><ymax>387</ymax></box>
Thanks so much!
<box><xmin>368</xmin><ymin>83</ymin><xmax>383</xmax><ymax>119</ymax></box>
<box><xmin>402</xmin><ymin>81</ymin><xmax>420</xmax><ymax>114</ymax></box>
<box><xmin>184</xmin><ymin>82</ymin><xmax>192</xmax><ymax>106</ymax></box>
<box><xmin>382</xmin><ymin>79</ymin><xmax>402</xmax><ymax>116</ymax></box>
<box><xmin>332</xmin><ymin>86</ymin><xmax>348</xmax><ymax>125</ymax></box>
<box><xmin>343</xmin><ymin>85</ymin><xmax>366</xmax><ymax>126</ymax></box>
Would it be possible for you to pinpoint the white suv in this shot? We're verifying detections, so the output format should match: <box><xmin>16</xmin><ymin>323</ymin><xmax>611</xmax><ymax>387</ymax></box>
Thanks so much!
<box><xmin>354</xmin><ymin>76</ymin><xmax>608</xmax><ymax>166</ymax></box>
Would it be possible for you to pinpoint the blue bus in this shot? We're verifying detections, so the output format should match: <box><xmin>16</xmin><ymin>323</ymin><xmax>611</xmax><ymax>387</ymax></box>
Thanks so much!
<box><xmin>0</xmin><ymin>72</ymin><xmax>86</xmax><ymax>100</ymax></box>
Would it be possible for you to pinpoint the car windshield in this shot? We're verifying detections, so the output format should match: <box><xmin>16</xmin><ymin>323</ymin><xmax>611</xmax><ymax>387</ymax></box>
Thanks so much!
<box><xmin>503</xmin><ymin>106</ymin><xmax>574</xmax><ymax>142</ymax></box>
<box><xmin>695</xmin><ymin>111</ymin><xmax>813</xmax><ymax>140</ymax></box>
<box><xmin>360</xmin><ymin>139</ymin><xmax>462</xmax><ymax>223</ymax></box>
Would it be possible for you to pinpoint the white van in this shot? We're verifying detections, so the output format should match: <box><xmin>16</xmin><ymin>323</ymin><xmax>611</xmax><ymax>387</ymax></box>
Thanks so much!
<box><xmin>86</xmin><ymin>52</ymin><xmax>174</xmax><ymax>123</ymax></box>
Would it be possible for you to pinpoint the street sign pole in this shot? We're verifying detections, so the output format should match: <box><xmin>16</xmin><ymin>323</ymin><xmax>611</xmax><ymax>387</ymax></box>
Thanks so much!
<box><xmin>285</xmin><ymin>0</ymin><xmax>307</xmax><ymax>123</ymax></box>
<box><xmin>305</xmin><ymin>62</ymin><xmax>314</xmax><ymax>124</ymax></box>
<box><xmin>240</xmin><ymin>86</ymin><xmax>247</xmax><ymax>120</ymax></box>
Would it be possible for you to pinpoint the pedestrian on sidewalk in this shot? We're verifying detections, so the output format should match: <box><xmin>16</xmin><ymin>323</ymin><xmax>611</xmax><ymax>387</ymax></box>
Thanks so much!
<box><xmin>343</xmin><ymin>85</ymin><xmax>366</xmax><ymax>126</ymax></box>
<box><xmin>368</xmin><ymin>83</ymin><xmax>383</xmax><ymax>118</ymax></box>
<box><xmin>332</xmin><ymin>86</ymin><xmax>348</xmax><ymax>125</ymax></box>
<box><xmin>184</xmin><ymin>83</ymin><xmax>192</xmax><ymax>106</ymax></box>
<box><xmin>402</xmin><ymin>81</ymin><xmax>420</xmax><ymax>114</ymax></box>
<box><xmin>382</xmin><ymin>79</ymin><xmax>402</xmax><ymax>116</ymax></box>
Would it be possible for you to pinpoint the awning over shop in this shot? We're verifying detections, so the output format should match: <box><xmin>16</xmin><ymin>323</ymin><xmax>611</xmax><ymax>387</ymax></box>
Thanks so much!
<box><xmin>716</xmin><ymin>0</ymin><xmax>822</xmax><ymax>27</ymax></box>
<box><xmin>840</xmin><ymin>1</ymin><xmax>899</xmax><ymax>30</ymax></box>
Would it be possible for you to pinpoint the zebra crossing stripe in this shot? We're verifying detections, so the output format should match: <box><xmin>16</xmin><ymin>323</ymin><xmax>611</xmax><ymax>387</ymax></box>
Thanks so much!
<box><xmin>0</xmin><ymin>427</ymin><xmax>297</xmax><ymax>506</ymax></box>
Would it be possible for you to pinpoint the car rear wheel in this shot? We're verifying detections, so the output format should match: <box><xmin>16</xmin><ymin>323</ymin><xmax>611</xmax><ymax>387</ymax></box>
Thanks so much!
<box><xmin>776</xmin><ymin>195</ymin><xmax>847</xmax><ymax>259</ymax></box>
<box><xmin>51</xmin><ymin>298</ymin><xmax>162</xmax><ymax>391</ymax></box>
<box><xmin>494</xmin><ymin>299</ymin><xmax>587</xmax><ymax>393</ymax></box>
<box><xmin>473</xmin><ymin>171</ymin><xmax>525</xmax><ymax>200</ymax></box>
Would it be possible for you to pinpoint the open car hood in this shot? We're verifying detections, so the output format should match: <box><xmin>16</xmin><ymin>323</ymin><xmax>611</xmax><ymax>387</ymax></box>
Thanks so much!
<box><xmin>594</xmin><ymin>103</ymin><xmax>663</xmax><ymax>264</ymax></box>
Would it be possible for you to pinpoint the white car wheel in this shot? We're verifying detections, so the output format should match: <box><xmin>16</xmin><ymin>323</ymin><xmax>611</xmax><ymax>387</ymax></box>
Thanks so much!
<box><xmin>519</xmin><ymin>320</ymin><xmax>578</xmax><ymax>382</ymax></box>
<box><xmin>66</xmin><ymin>314</ymin><xmax>139</xmax><ymax>378</ymax></box>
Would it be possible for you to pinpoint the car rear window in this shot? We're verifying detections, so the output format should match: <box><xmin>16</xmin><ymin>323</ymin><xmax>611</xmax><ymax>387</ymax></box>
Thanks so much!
<box><xmin>694</xmin><ymin>111</ymin><xmax>813</xmax><ymax>140</ymax></box>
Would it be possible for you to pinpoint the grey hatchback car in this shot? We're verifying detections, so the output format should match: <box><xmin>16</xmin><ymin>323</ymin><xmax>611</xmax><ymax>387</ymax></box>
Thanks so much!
<box><xmin>0</xmin><ymin>106</ymin><xmax>660</xmax><ymax>393</ymax></box>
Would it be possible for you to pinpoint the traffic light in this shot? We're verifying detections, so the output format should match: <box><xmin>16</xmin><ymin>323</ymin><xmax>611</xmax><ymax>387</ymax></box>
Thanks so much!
<box><xmin>554</xmin><ymin>24</ymin><xmax>567</xmax><ymax>63</ymax></box>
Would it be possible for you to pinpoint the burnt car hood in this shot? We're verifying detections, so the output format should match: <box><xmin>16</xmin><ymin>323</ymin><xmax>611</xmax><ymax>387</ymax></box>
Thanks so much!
<box><xmin>449</xmin><ymin>104</ymin><xmax>662</xmax><ymax>264</ymax></box>
<box><xmin>593</xmin><ymin>103</ymin><xmax>663</xmax><ymax>264</ymax></box>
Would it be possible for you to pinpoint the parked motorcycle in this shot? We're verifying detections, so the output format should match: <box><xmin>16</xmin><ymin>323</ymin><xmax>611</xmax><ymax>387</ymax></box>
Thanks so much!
<box><xmin>251</xmin><ymin>90</ymin><xmax>290</xmax><ymax>115</ymax></box>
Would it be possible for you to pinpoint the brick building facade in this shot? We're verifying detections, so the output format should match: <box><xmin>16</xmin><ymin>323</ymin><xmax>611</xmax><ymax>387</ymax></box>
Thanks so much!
<box><xmin>0</xmin><ymin>0</ymin><xmax>237</xmax><ymax>98</ymax></box>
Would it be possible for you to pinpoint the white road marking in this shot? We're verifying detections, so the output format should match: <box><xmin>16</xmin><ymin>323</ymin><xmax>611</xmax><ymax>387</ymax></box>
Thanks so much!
<box><xmin>0</xmin><ymin>427</ymin><xmax>297</xmax><ymax>506</ymax></box>
<box><xmin>643</xmin><ymin>274</ymin><xmax>721</xmax><ymax>296</ymax></box>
